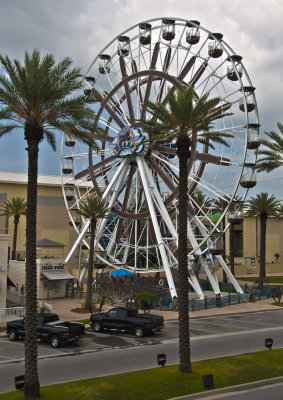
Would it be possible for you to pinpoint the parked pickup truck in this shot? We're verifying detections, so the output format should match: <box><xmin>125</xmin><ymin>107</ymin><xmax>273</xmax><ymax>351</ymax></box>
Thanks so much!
<box><xmin>89</xmin><ymin>307</ymin><xmax>164</xmax><ymax>337</ymax></box>
<box><xmin>6</xmin><ymin>313</ymin><xmax>85</xmax><ymax>348</ymax></box>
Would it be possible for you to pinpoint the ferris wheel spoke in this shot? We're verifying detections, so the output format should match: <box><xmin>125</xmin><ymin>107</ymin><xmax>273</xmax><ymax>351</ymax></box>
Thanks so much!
<box><xmin>74</xmin><ymin>155</ymin><xmax>118</xmax><ymax>180</ymax></box>
<box><xmin>142</xmin><ymin>158</ymin><xmax>177</xmax><ymax>239</ymax></box>
<box><xmin>156</xmin><ymin>47</ymin><xmax>172</xmax><ymax>103</ymax></box>
<box><xmin>119</xmin><ymin>56</ymin><xmax>135</xmax><ymax>122</ymax></box>
<box><xmin>94</xmin><ymin>160</ymin><xmax>130</xmax><ymax>250</ymax></box>
<box><xmin>92</xmin><ymin>87</ymin><xmax>125</xmax><ymax>129</ymax></box>
<box><xmin>140</xmin><ymin>42</ymin><xmax>160</xmax><ymax>120</ymax></box>
<box><xmin>91</xmin><ymin>132</ymin><xmax>113</xmax><ymax>142</ymax></box>
<box><xmin>149</xmin><ymin>156</ymin><xmax>176</xmax><ymax>193</ymax></box>
<box><xmin>149</xmin><ymin>156</ymin><xmax>195</xmax><ymax>215</ymax></box>
<box><xmin>159</xmin><ymin>56</ymin><xmax>197</xmax><ymax>107</ymax></box>
<box><xmin>196</xmin><ymin>152</ymin><xmax>231</xmax><ymax>166</ymax></box>
<box><xmin>115</xmin><ymin>165</ymin><xmax>135</xmax><ymax>243</ymax></box>
<box><xmin>189</xmin><ymin>61</ymin><xmax>208</xmax><ymax>87</ymax></box>
<box><xmin>155</xmin><ymin>145</ymin><xmax>177</xmax><ymax>156</ymax></box>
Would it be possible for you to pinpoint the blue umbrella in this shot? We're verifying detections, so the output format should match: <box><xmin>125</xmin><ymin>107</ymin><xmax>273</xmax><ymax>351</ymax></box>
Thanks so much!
<box><xmin>110</xmin><ymin>268</ymin><xmax>134</xmax><ymax>276</ymax></box>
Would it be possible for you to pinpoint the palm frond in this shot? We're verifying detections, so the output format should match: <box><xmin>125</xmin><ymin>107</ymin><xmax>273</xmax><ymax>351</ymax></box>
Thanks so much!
<box><xmin>43</xmin><ymin>129</ymin><xmax>56</xmax><ymax>151</ymax></box>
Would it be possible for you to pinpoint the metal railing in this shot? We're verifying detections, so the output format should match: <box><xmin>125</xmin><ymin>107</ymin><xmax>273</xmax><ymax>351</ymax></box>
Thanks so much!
<box><xmin>0</xmin><ymin>307</ymin><xmax>25</xmax><ymax>323</ymax></box>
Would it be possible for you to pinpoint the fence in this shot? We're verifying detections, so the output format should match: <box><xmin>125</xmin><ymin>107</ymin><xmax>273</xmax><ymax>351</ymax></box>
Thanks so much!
<box><xmin>96</xmin><ymin>273</ymin><xmax>171</xmax><ymax>300</ymax></box>
<box><xmin>0</xmin><ymin>302</ymin><xmax>53</xmax><ymax>324</ymax></box>
<box><xmin>0</xmin><ymin>307</ymin><xmax>25</xmax><ymax>323</ymax></box>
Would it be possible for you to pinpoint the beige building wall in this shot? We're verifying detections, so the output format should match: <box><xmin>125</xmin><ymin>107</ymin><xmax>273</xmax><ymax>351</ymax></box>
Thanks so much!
<box><xmin>0</xmin><ymin>172</ymin><xmax>79</xmax><ymax>273</ymax></box>
<box><xmin>224</xmin><ymin>215</ymin><xmax>283</xmax><ymax>276</ymax></box>
<box><xmin>0</xmin><ymin>235</ymin><xmax>9</xmax><ymax>308</ymax></box>
<box><xmin>8</xmin><ymin>261</ymin><xmax>26</xmax><ymax>289</ymax></box>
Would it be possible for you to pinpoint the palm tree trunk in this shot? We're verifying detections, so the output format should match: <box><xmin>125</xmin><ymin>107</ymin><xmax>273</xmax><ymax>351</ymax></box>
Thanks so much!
<box><xmin>24</xmin><ymin>138</ymin><xmax>40</xmax><ymax>398</ymax></box>
<box><xmin>12</xmin><ymin>214</ymin><xmax>20</xmax><ymax>260</ymax></box>
<box><xmin>177</xmin><ymin>136</ymin><xmax>191</xmax><ymax>373</ymax></box>
<box><xmin>86</xmin><ymin>220</ymin><xmax>96</xmax><ymax>311</ymax></box>
<box><xmin>259</xmin><ymin>212</ymin><xmax>267</xmax><ymax>287</ymax></box>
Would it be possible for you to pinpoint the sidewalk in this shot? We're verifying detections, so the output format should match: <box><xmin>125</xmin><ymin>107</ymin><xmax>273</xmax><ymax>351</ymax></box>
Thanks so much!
<box><xmin>43</xmin><ymin>295</ymin><xmax>280</xmax><ymax>322</ymax></box>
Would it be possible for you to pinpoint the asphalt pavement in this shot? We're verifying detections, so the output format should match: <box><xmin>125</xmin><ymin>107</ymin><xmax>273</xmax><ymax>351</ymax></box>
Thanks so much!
<box><xmin>1</xmin><ymin>295</ymin><xmax>282</xmax><ymax>398</ymax></box>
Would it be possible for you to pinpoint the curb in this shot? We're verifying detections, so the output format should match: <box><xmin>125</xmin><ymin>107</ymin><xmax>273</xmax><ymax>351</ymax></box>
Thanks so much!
<box><xmin>169</xmin><ymin>376</ymin><xmax>283</xmax><ymax>400</ymax></box>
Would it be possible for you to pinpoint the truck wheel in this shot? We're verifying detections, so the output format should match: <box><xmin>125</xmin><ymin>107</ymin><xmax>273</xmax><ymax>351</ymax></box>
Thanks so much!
<box><xmin>8</xmin><ymin>329</ymin><xmax>18</xmax><ymax>341</ymax></box>
<box><xmin>93</xmin><ymin>321</ymin><xmax>102</xmax><ymax>333</ymax></box>
<box><xmin>134</xmin><ymin>326</ymin><xmax>144</xmax><ymax>337</ymax></box>
<box><xmin>50</xmin><ymin>336</ymin><xmax>61</xmax><ymax>348</ymax></box>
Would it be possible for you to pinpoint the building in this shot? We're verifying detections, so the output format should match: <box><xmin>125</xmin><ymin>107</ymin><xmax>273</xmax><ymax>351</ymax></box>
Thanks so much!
<box><xmin>224</xmin><ymin>215</ymin><xmax>283</xmax><ymax>276</ymax></box>
<box><xmin>1</xmin><ymin>170</ymin><xmax>283</xmax><ymax>301</ymax></box>
<box><xmin>0</xmin><ymin>171</ymin><xmax>78</xmax><ymax>269</ymax></box>
<box><xmin>0</xmin><ymin>172</ymin><xmax>81</xmax><ymax>300</ymax></box>
<box><xmin>0</xmin><ymin>235</ymin><xmax>9</xmax><ymax>308</ymax></box>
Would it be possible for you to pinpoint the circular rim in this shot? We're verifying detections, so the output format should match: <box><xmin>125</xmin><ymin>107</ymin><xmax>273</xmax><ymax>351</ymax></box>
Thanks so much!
<box><xmin>61</xmin><ymin>17</ymin><xmax>259</xmax><ymax>292</ymax></box>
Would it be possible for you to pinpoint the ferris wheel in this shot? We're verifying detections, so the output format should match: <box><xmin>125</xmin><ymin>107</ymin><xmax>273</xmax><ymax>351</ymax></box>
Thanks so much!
<box><xmin>61</xmin><ymin>17</ymin><xmax>260</xmax><ymax>299</ymax></box>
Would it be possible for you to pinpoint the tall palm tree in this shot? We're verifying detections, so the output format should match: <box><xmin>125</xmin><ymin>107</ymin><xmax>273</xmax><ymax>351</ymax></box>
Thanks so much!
<box><xmin>246</xmin><ymin>193</ymin><xmax>281</xmax><ymax>286</ymax></box>
<box><xmin>77</xmin><ymin>195</ymin><xmax>110</xmax><ymax>310</ymax></box>
<box><xmin>255</xmin><ymin>122</ymin><xmax>283</xmax><ymax>172</ymax></box>
<box><xmin>0</xmin><ymin>196</ymin><xmax>27</xmax><ymax>260</ymax></box>
<box><xmin>0</xmin><ymin>49</ymin><xmax>99</xmax><ymax>398</ymax></box>
<box><xmin>145</xmin><ymin>87</ymin><xmax>231</xmax><ymax>373</ymax></box>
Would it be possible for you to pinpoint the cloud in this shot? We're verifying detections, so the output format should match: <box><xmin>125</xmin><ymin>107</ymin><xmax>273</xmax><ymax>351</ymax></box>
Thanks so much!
<box><xmin>0</xmin><ymin>0</ymin><xmax>282</xmax><ymax>200</ymax></box>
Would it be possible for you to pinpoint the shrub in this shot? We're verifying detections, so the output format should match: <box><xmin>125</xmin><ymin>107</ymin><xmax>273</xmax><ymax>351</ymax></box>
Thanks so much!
<box><xmin>135</xmin><ymin>291</ymin><xmax>156</xmax><ymax>314</ymax></box>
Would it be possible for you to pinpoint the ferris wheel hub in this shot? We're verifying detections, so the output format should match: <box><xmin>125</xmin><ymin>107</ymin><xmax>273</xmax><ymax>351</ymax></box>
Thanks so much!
<box><xmin>110</xmin><ymin>126</ymin><xmax>149</xmax><ymax>158</ymax></box>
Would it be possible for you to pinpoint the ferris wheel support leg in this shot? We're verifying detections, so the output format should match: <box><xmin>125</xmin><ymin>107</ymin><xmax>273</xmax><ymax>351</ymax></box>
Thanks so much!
<box><xmin>199</xmin><ymin>258</ymin><xmax>221</xmax><ymax>295</ymax></box>
<box><xmin>64</xmin><ymin>159</ymin><xmax>127</xmax><ymax>267</ymax></box>
<box><xmin>142</xmin><ymin>159</ymin><xmax>177</xmax><ymax>240</ymax></box>
<box><xmin>79</xmin><ymin>163</ymin><xmax>129</xmax><ymax>281</ymax></box>
<box><xmin>216</xmin><ymin>255</ymin><xmax>243</xmax><ymax>294</ymax></box>
<box><xmin>64</xmin><ymin>220</ymin><xmax>91</xmax><ymax>265</ymax></box>
<box><xmin>137</xmin><ymin>157</ymin><xmax>177</xmax><ymax>299</ymax></box>
<box><xmin>93</xmin><ymin>160</ymin><xmax>130</xmax><ymax>254</ymax></box>
<box><xmin>188</xmin><ymin>271</ymin><xmax>204</xmax><ymax>299</ymax></box>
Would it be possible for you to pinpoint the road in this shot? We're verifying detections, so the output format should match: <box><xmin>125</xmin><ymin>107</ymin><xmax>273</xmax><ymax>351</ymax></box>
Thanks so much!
<box><xmin>0</xmin><ymin>310</ymin><xmax>283</xmax><ymax>395</ymax></box>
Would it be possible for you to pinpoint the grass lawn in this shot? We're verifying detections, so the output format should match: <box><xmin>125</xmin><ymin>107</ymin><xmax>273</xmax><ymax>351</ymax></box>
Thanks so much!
<box><xmin>237</xmin><ymin>276</ymin><xmax>283</xmax><ymax>285</ymax></box>
<box><xmin>1</xmin><ymin>349</ymin><xmax>283</xmax><ymax>400</ymax></box>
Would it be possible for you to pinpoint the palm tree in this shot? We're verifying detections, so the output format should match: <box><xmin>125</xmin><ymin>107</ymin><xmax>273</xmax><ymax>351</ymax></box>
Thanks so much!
<box><xmin>246</xmin><ymin>193</ymin><xmax>281</xmax><ymax>286</ymax></box>
<box><xmin>0</xmin><ymin>49</ymin><xmax>98</xmax><ymax>398</ymax></box>
<box><xmin>255</xmin><ymin>122</ymin><xmax>283</xmax><ymax>172</ymax></box>
<box><xmin>77</xmin><ymin>195</ymin><xmax>110</xmax><ymax>310</ymax></box>
<box><xmin>145</xmin><ymin>87</ymin><xmax>231</xmax><ymax>373</ymax></box>
<box><xmin>0</xmin><ymin>196</ymin><xmax>27</xmax><ymax>260</ymax></box>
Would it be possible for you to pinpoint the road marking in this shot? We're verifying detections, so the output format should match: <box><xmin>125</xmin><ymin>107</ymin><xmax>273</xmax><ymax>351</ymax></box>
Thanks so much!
<box><xmin>159</xmin><ymin>325</ymin><xmax>283</xmax><ymax>344</ymax></box>
<box><xmin>0</xmin><ymin>355</ymin><xmax>16</xmax><ymax>360</ymax></box>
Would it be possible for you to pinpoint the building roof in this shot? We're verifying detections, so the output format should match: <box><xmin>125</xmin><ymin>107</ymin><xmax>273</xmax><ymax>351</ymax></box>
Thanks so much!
<box><xmin>0</xmin><ymin>171</ymin><xmax>92</xmax><ymax>188</ymax></box>
<box><xmin>0</xmin><ymin>171</ymin><xmax>64</xmax><ymax>187</ymax></box>
<box><xmin>41</xmin><ymin>270</ymin><xmax>74</xmax><ymax>280</ymax></box>
<box><xmin>36</xmin><ymin>238</ymin><xmax>65</xmax><ymax>248</ymax></box>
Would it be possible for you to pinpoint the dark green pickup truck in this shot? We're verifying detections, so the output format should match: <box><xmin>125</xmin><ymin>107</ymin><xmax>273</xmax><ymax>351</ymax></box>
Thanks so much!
<box><xmin>7</xmin><ymin>313</ymin><xmax>85</xmax><ymax>348</ymax></box>
<box><xmin>89</xmin><ymin>307</ymin><xmax>164</xmax><ymax>337</ymax></box>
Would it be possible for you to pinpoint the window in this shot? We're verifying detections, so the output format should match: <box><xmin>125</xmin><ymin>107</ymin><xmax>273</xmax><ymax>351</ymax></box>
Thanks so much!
<box><xmin>107</xmin><ymin>310</ymin><xmax>117</xmax><ymax>319</ymax></box>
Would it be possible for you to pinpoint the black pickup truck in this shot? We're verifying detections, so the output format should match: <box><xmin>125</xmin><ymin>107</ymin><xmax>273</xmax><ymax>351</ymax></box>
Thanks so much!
<box><xmin>89</xmin><ymin>307</ymin><xmax>164</xmax><ymax>337</ymax></box>
<box><xmin>6</xmin><ymin>313</ymin><xmax>85</xmax><ymax>348</ymax></box>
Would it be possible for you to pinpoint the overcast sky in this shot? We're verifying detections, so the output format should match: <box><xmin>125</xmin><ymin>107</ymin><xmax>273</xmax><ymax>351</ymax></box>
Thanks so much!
<box><xmin>0</xmin><ymin>0</ymin><xmax>282</xmax><ymax>199</ymax></box>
